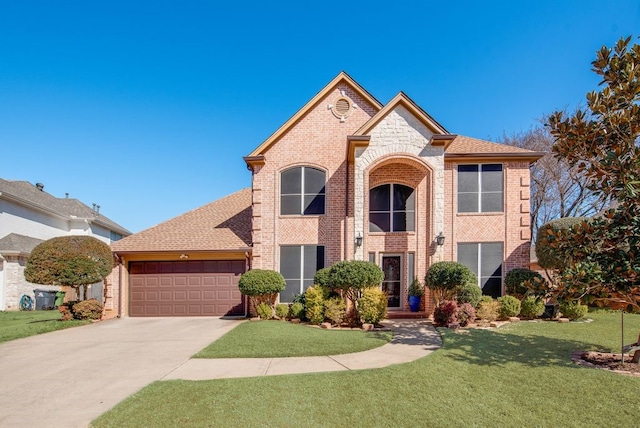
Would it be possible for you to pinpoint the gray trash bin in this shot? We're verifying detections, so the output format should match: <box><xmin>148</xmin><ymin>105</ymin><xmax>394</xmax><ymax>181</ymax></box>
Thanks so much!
<box><xmin>34</xmin><ymin>289</ymin><xmax>57</xmax><ymax>310</ymax></box>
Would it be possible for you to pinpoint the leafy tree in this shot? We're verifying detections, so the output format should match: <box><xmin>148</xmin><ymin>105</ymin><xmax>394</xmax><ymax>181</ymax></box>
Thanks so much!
<box><xmin>500</xmin><ymin>124</ymin><xmax>610</xmax><ymax>238</ymax></box>
<box><xmin>425</xmin><ymin>261</ymin><xmax>477</xmax><ymax>305</ymax></box>
<box><xmin>328</xmin><ymin>260</ymin><xmax>384</xmax><ymax>318</ymax></box>
<box><xmin>546</xmin><ymin>36</ymin><xmax>640</xmax><ymax>360</ymax></box>
<box><xmin>237</xmin><ymin>269</ymin><xmax>286</xmax><ymax>314</ymax></box>
<box><xmin>25</xmin><ymin>236</ymin><xmax>113</xmax><ymax>300</ymax></box>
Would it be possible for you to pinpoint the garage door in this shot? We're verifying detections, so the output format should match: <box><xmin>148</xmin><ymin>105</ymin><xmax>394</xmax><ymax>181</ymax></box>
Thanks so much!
<box><xmin>129</xmin><ymin>260</ymin><xmax>246</xmax><ymax>317</ymax></box>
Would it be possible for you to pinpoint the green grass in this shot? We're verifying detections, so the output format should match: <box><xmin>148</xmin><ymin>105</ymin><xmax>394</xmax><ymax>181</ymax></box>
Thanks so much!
<box><xmin>92</xmin><ymin>312</ymin><xmax>640</xmax><ymax>428</ymax></box>
<box><xmin>0</xmin><ymin>310</ymin><xmax>90</xmax><ymax>343</ymax></box>
<box><xmin>193</xmin><ymin>320</ymin><xmax>393</xmax><ymax>358</ymax></box>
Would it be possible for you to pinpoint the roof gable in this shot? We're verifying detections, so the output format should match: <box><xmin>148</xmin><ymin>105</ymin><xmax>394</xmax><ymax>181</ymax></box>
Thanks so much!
<box><xmin>245</xmin><ymin>72</ymin><xmax>383</xmax><ymax>161</ymax></box>
<box><xmin>0</xmin><ymin>233</ymin><xmax>44</xmax><ymax>255</ymax></box>
<box><xmin>111</xmin><ymin>188</ymin><xmax>252</xmax><ymax>253</ymax></box>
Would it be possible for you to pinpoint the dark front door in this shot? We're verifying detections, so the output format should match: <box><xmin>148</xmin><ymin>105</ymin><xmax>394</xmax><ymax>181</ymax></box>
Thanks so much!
<box><xmin>381</xmin><ymin>255</ymin><xmax>402</xmax><ymax>309</ymax></box>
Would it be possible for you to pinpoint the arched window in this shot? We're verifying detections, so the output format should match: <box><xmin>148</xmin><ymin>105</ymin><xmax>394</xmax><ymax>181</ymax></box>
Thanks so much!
<box><xmin>280</xmin><ymin>167</ymin><xmax>326</xmax><ymax>215</ymax></box>
<box><xmin>369</xmin><ymin>184</ymin><xmax>415</xmax><ymax>232</ymax></box>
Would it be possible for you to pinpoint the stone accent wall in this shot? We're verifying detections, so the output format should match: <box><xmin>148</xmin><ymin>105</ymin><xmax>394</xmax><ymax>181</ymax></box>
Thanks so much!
<box><xmin>1</xmin><ymin>255</ymin><xmax>60</xmax><ymax>310</ymax></box>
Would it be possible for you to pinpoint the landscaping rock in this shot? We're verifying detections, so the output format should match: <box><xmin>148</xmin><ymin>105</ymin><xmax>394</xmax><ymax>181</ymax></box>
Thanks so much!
<box><xmin>321</xmin><ymin>322</ymin><xmax>332</xmax><ymax>329</ymax></box>
<box><xmin>489</xmin><ymin>322</ymin><xmax>499</xmax><ymax>328</ymax></box>
<box><xmin>362</xmin><ymin>323</ymin><xmax>374</xmax><ymax>331</ymax></box>
<box><xmin>290</xmin><ymin>318</ymin><xmax>301</xmax><ymax>324</ymax></box>
<box><xmin>509</xmin><ymin>317</ymin><xmax>520</xmax><ymax>323</ymax></box>
<box><xmin>558</xmin><ymin>318</ymin><xmax>570</xmax><ymax>323</ymax></box>
<box><xmin>447</xmin><ymin>322</ymin><xmax>460</xmax><ymax>329</ymax></box>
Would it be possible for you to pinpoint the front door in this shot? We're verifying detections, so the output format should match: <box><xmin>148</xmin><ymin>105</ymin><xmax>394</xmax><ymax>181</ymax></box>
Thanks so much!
<box><xmin>381</xmin><ymin>255</ymin><xmax>402</xmax><ymax>309</ymax></box>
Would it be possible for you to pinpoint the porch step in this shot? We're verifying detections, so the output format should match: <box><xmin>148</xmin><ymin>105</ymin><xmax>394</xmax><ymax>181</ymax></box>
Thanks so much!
<box><xmin>386</xmin><ymin>311</ymin><xmax>429</xmax><ymax>319</ymax></box>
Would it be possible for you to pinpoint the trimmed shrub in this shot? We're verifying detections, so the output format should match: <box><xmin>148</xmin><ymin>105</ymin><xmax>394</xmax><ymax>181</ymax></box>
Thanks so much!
<box><xmin>425</xmin><ymin>262</ymin><xmax>477</xmax><ymax>305</ymax></box>
<box><xmin>314</xmin><ymin>268</ymin><xmax>332</xmax><ymax>288</ymax></box>
<box><xmin>289</xmin><ymin>302</ymin><xmax>304</xmax><ymax>320</ymax></box>
<box><xmin>560</xmin><ymin>301</ymin><xmax>589</xmax><ymax>320</ymax></box>
<box><xmin>433</xmin><ymin>300</ymin><xmax>458</xmax><ymax>327</ymax></box>
<box><xmin>25</xmin><ymin>236</ymin><xmax>113</xmax><ymax>300</ymax></box>
<box><xmin>535</xmin><ymin>217</ymin><xmax>586</xmax><ymax>270</ymax></box>
<box><xmin>324</xmin><ymin>296</ymin><xmax>346</xmax><ymax>326</ymax></box>
<box><xmin>477</xmin><ymin>298</ymin><xmax>499</xmax><ymax>322</ymax></box>
<box><xmin>238</xmin><ymin>269</ymin><xmax>286</xmax><ymax>309</ymax></box>
<box><xmin>456</xmin><ymin>282</ymin><xmax>482</xmax><ymax>308</ymax></box>
<box><xmin>256</xmin><ymin>302</ymin><xmax>272</xmax><ymax>320</ymax></box>
<box><xmin>498</xmin><ymin>295</ymin><xmax>521</xmax><ymax>319</ymax></box>
<box><xmin>457</xmin><ymin>303</ymin><xmax>476</xmax><ymax>327</ymax></box>
<box><xmin>520</xmin><ymin>296</ymin><xmax>545</xmax><ymax>319</ymax></box>
<box><xmin>304</xmin><ymin>286</ymin><xmax>325</xmax><ymax>325</ymax></box>
<box><xmin>329</xmin><ymin>261</ymin><xmax>384</xmax><ymax>305</ymax></box>
<box><xmin>505</xmin><ymin>268</ymin><xmax>546</xmax><ymax>298</ymax></box>
<box><xmin>275</xmin><ymin>303</ymin><xmax>289</xmax><ymax>320</ymax></box>
<box><xmin>357</xmin><ymin>287</ymin><xmax>387</xmax><ymax>325</ymax></box>
<box><xmin>70</xmin><ymin>299</ymin><xmax>103</xmax><ymax>320</ymax></box>
<box><xmin>408</xmin><ymin>277</ymin><xmax>424</xmax><ymax>297</ymax></box>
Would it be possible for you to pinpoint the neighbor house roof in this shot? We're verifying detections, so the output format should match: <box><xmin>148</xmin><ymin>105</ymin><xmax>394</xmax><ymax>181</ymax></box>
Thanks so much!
<box><xmin>0</xmin><ymin>233</ymin><xmax>44</xmax><ymax>256</ymax></box>
<box><xmin>111</xmin><ymin>188</ymin><xmax>252</xmax><ymax>253</ymax></box>
<box><xmin>0</xmin><ymin>179</ymin><xmax>131</xmax><ymax>236</ymax></box>
<box><xmin>445</xmin><ymin>135</ymin><xmax>545</xmax><ymax>161</ymax></box>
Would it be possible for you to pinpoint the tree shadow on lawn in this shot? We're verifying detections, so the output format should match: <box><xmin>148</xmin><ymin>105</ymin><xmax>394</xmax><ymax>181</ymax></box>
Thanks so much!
<box><xmin>441</xmin><ymin>328</ymin><xmax>599</xmax><ymax>368</ymax></box>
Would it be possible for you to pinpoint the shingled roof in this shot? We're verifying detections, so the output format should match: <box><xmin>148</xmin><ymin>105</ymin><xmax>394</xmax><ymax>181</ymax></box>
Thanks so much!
<box><xmin>111</xmin><ymin>188</ymin><xmax>252</xmax><ymax>253</ymax></box>
<box><xmin>445</xmin><ymin>135</ymin><xmax>545</xmax><ymax>160</ymax></box>
<box><xmin>0</xmin><ymin>179</ymin><xmax>131</xmax><ymax>236</ymax></box>
<box><xmin>0</xmin><ymin>233</ymin><xmax>44</xmax><ymax>256</ymax></box>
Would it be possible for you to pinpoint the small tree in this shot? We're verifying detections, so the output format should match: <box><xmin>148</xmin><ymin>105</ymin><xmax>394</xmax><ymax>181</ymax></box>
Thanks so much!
<box><xmin>25</xmin><ymin>236</ymin><xmax>113</xmax><ymax>301</ymax></box>
<box><xmin>505</xmin><ymin>268</ymin><xmax>547</xmax><ymax>299</ymax></box>
<box><xmin>237</xmin><ymin>269</ymin><xmax>285</xmax><ymax>316</ymax></box>
<box><xmin>425</xmin><ymin>262</ymin><xmax>477</xmax><ymax>306</ymax></box>
<box><xmin>328</xmin><ymin>260</ymin><xmax>384</xmax><ymax>314</ymax></box>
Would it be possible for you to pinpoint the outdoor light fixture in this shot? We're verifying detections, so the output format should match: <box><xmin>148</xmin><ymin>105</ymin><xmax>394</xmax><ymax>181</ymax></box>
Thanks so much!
<box><xmin>436</xmin><ymin>232</ymin><xmax>445</xmax><ymax>246</ymax></box>
<box><xmin>179</xmin><ymin>254</ymin><xmax>189</xmax><ymax>259</ymax></box>
<box><xmin>355</xmin><ymin>232</ymin><xmax>363</xmax><ymax>248</ymax></box>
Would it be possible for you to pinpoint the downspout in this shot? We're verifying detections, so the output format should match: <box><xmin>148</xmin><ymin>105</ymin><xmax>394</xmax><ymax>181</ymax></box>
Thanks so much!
<box><xmin>114</xmin><ymin>253</ymin><xmax>123</xmax><ymax>318</ymax></box>
<box><xmin>345</xmin><ymin>154</ymin><xmax>350</xmax><ymax>261</ymax></box>
<box><xmin>244</xmin><ymin>251</ymin><xmax>251</xmax><ymax>318</ymax></box>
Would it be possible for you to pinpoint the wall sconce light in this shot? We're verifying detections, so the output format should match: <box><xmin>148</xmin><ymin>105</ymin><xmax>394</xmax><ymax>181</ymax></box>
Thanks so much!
<box><xmin>355</xmin><ymin>232</ymin><xmax>363</xmax><ymax>248</ymax></box>
<box><xmin>436</xmin><ymin>232</ymin><xmax>445</xmax><ymax>246</ymax></box>
<box><xmin>179</xmin><ymin>254</ymin><xmax>189</xmax><ymax>259</ymax></box>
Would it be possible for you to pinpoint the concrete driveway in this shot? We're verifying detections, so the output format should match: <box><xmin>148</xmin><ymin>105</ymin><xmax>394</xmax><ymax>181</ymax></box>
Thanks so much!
<box><xmin>0</xmin><ymin>317</ymin><xmax>241</xmax><ymax>428</ymax></box>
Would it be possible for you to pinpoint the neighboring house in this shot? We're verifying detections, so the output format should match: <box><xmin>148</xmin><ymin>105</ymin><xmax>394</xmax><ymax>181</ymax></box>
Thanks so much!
<box><xmin>111</xmin><ymin>72</ymin><xmax>543</xmax><ymax>317</ymax></box>
<box><xmin>0</xmin><ymin>179</ymin><xmax>131</xmax><ymax>310</ymax></box>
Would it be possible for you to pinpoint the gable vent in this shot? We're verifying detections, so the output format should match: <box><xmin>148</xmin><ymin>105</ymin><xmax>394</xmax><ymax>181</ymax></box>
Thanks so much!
<box><xmin>335</xmin><ymin>98</ymin><xmax>350</xmax><ymax>115</ymax></box>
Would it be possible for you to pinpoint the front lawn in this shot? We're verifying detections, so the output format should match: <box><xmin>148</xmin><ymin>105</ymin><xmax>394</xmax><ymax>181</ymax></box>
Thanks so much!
<box><xmin>193</xmin><ymin>320</ymin><xmax>393</xmax><ymax>358</ymax></box>
<box><xmin>0</xmin><ymin>310</ymin><xmax>90</xmax><ymax>343</ymax></box>
<box><xmin>92</xmin><ymin>312</ymin><xmax>640</xmax><ymax>428</ymax></box>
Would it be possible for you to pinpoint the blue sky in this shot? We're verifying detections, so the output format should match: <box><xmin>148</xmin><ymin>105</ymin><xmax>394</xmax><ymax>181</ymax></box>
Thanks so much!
<box><xmin>1</xmin><ymin>1</ymin><xmax>638</xmax><ymax>233</ymax></box>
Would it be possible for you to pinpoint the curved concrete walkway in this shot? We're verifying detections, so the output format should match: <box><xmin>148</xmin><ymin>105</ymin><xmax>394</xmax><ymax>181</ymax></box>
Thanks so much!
<box><xmin>163</xmin><ymin>319</ymin><xmax>441</xmax><ymax>380</ymax></box>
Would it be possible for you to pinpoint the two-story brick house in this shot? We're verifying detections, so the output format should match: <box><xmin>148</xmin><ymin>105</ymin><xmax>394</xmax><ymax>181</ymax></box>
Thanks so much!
<box><xmin>111</xmin><ymin>72</ymin><xmax>542</xmax><ymax>317</ymax></box>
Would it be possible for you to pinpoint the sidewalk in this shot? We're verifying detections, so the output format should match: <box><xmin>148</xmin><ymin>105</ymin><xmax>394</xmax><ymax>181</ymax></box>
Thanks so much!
<box><xmin>163</xmin><ymin>319</ymin><xmax>441</xmax><ymax>380</ymax></box>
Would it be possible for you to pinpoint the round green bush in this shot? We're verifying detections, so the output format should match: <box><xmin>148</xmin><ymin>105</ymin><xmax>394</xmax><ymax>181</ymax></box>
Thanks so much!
<box><xmin>275</xmin><ymin>303</ymin><xmax>289</xmax><ymax>319</ymax></box>
<box><xmin>519</xmin><ymin>296</ymin><xmax>545</xmax><ymax>319</ymax></box>
<box><xmin>324</xmin><ymin>296</ymin><xmax>346</xmax><ymax>326</ymax></box>
<box><xmin>314</xmin><ymin>267</ymin><xmax>332</xmax><ymax>288</ymax></box>
<box><xmin>498</xmin><ymin>295</ymin><xmax>521</xmax><ymax>319</ymax></box>
<box><xmin>357</xmin><ymin>287</ymin><xmax>387</xmax><ymax>325</ymax></box>
<box><xmin>256</xmin><ymin>302</ymin><xmax>272</xmax><ymax>320</ymax></box>
<box><xmin>329</xmin><ymin>261</ymin><xmax>384</xmax><ymax>297</ymax></box>
<box><xmin>535</xmin><ymin>217</ymin><xmax>586</xmax><ymax>269</ymax></box>
<box><xmin>289</xmin><ymin>302</ymin><xmax>304</xmax><ymax>319</ymax></box>
<box><xmin>456</xmin><ymin>282</ymin><xmax>482</xmax><ymax>307</ymax></box>
<box><xmin>304</xmin><ymin>285</ymin><xmax>325</xmax><ymax>325</ymax></box>
<box><xmin>425</xmin><ymin>262</ymin><xmax>477</xmax><ymax>304</ymax></box>
<box><xmin>476</xmin><ymin>299</ymin><xmax>499</xmax><ymax>322</ymax></box>
<box><xmin>560</xmin><ymin>301</ymin><xmax>589</xmax><ymax>320</ymax></box>
<box><xmin>505</xmin><ymin>268</ymin><xmax>546</xmax><ymax>298</ymax></box>
<box><xmin>238</xmin><ymin>269</ymin><xmax>286</xmax><ymax>296</ymax></box>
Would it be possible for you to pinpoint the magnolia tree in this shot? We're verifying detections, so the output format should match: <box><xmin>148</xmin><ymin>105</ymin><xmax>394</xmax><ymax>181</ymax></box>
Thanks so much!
<box><xmin>545</xmin><ymin>36</ymin><xmax>640</xmax><ymax>360</ymax></box>
<box><xmin>25</xmin><ymin>235</ymin><xmax>113</xmax><ymax>301</ymax></box>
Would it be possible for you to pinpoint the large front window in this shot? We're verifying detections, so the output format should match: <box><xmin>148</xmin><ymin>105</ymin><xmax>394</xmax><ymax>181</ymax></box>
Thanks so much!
<box><xmin>279</xmin><ymin>245</ymin><xmax>325</xmax><ymax>302</ymax></box>
<box><xmin>458</xmin><ymin>164</ymin><xmax>503</xmax><ymax>213</ymax></box>
<box><xmin>369</xmin><ymin>184</ymin><xmax>415</xmax><ymax>232</ymax></box>
<box><xmin>280</xmin><ymin>167</ymin><xmax>326</xmax><ymax>215</ymax></box>
<box><xmin>457</xmin><ymin>242</ymin><xmax>503</xmax><ymax>298</ymax></box>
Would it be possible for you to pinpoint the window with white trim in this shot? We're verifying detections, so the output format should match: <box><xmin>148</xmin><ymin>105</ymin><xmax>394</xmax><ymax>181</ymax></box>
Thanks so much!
<box><xmin>280</xmin><ymin>167</ymin><xmax>326</xmax><ymax>215</ymax></box>
<box><xmin>457</xmin><ymin>242</ymin><xmax>503</xmax><ymax>298</ymax></box>
<box><xmin>458</xmin><ymin>164</ymin><xmax>503</xmax><ymax>213</ymax></box>
<box><xmin>279</xmin><ymin>245</ymin><xmax>325</xmax><ymax>302</ymax></box>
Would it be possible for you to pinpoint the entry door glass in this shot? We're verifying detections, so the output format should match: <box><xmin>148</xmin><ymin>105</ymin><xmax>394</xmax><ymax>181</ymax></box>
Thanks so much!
<box><xmin>381</xmin><ymin>256</ymin><xmax>401</xmax><ymax>308</ymax></box>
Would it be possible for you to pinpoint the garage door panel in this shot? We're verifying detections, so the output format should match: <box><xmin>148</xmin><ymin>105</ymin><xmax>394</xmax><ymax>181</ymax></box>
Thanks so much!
<box><xmin>129</xmin><ymin>260</ymin><xmax>245</xmax><ymax>317</ymax></box>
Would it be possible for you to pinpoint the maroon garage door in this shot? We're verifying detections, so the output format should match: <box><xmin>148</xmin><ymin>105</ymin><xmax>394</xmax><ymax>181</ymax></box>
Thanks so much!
<box><xmin>129</xmin><ymin>260</ymin><xmax>246</xmax><ymax>317</ymax></box>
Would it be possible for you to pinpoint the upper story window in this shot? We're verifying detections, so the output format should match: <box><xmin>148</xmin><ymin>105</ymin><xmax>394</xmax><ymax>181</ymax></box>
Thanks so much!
<box><xmin>369</xmin><ymin>184</ymin><xmax>415</xmax><ymax>232</ymax></box>
<box><xmin>458</xmin><ymin>164</ymin><xmax>503</xmax><ymax>213</ymax></box>
<box><xmin>110</xmin><ymin>231</ymin><xmax>123</xmax><ymax>242</ymax></box>
<box><xmin>280</xmin><ymin>167</ymin><xmax>326</xmax><ymax>215</ymax></box>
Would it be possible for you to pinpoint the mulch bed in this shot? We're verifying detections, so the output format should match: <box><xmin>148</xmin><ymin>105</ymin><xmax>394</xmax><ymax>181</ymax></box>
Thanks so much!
<box><xmin>573</xmin><ymin>351</ymin><xmax>640</xmax><ymax>377</ymax></box>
